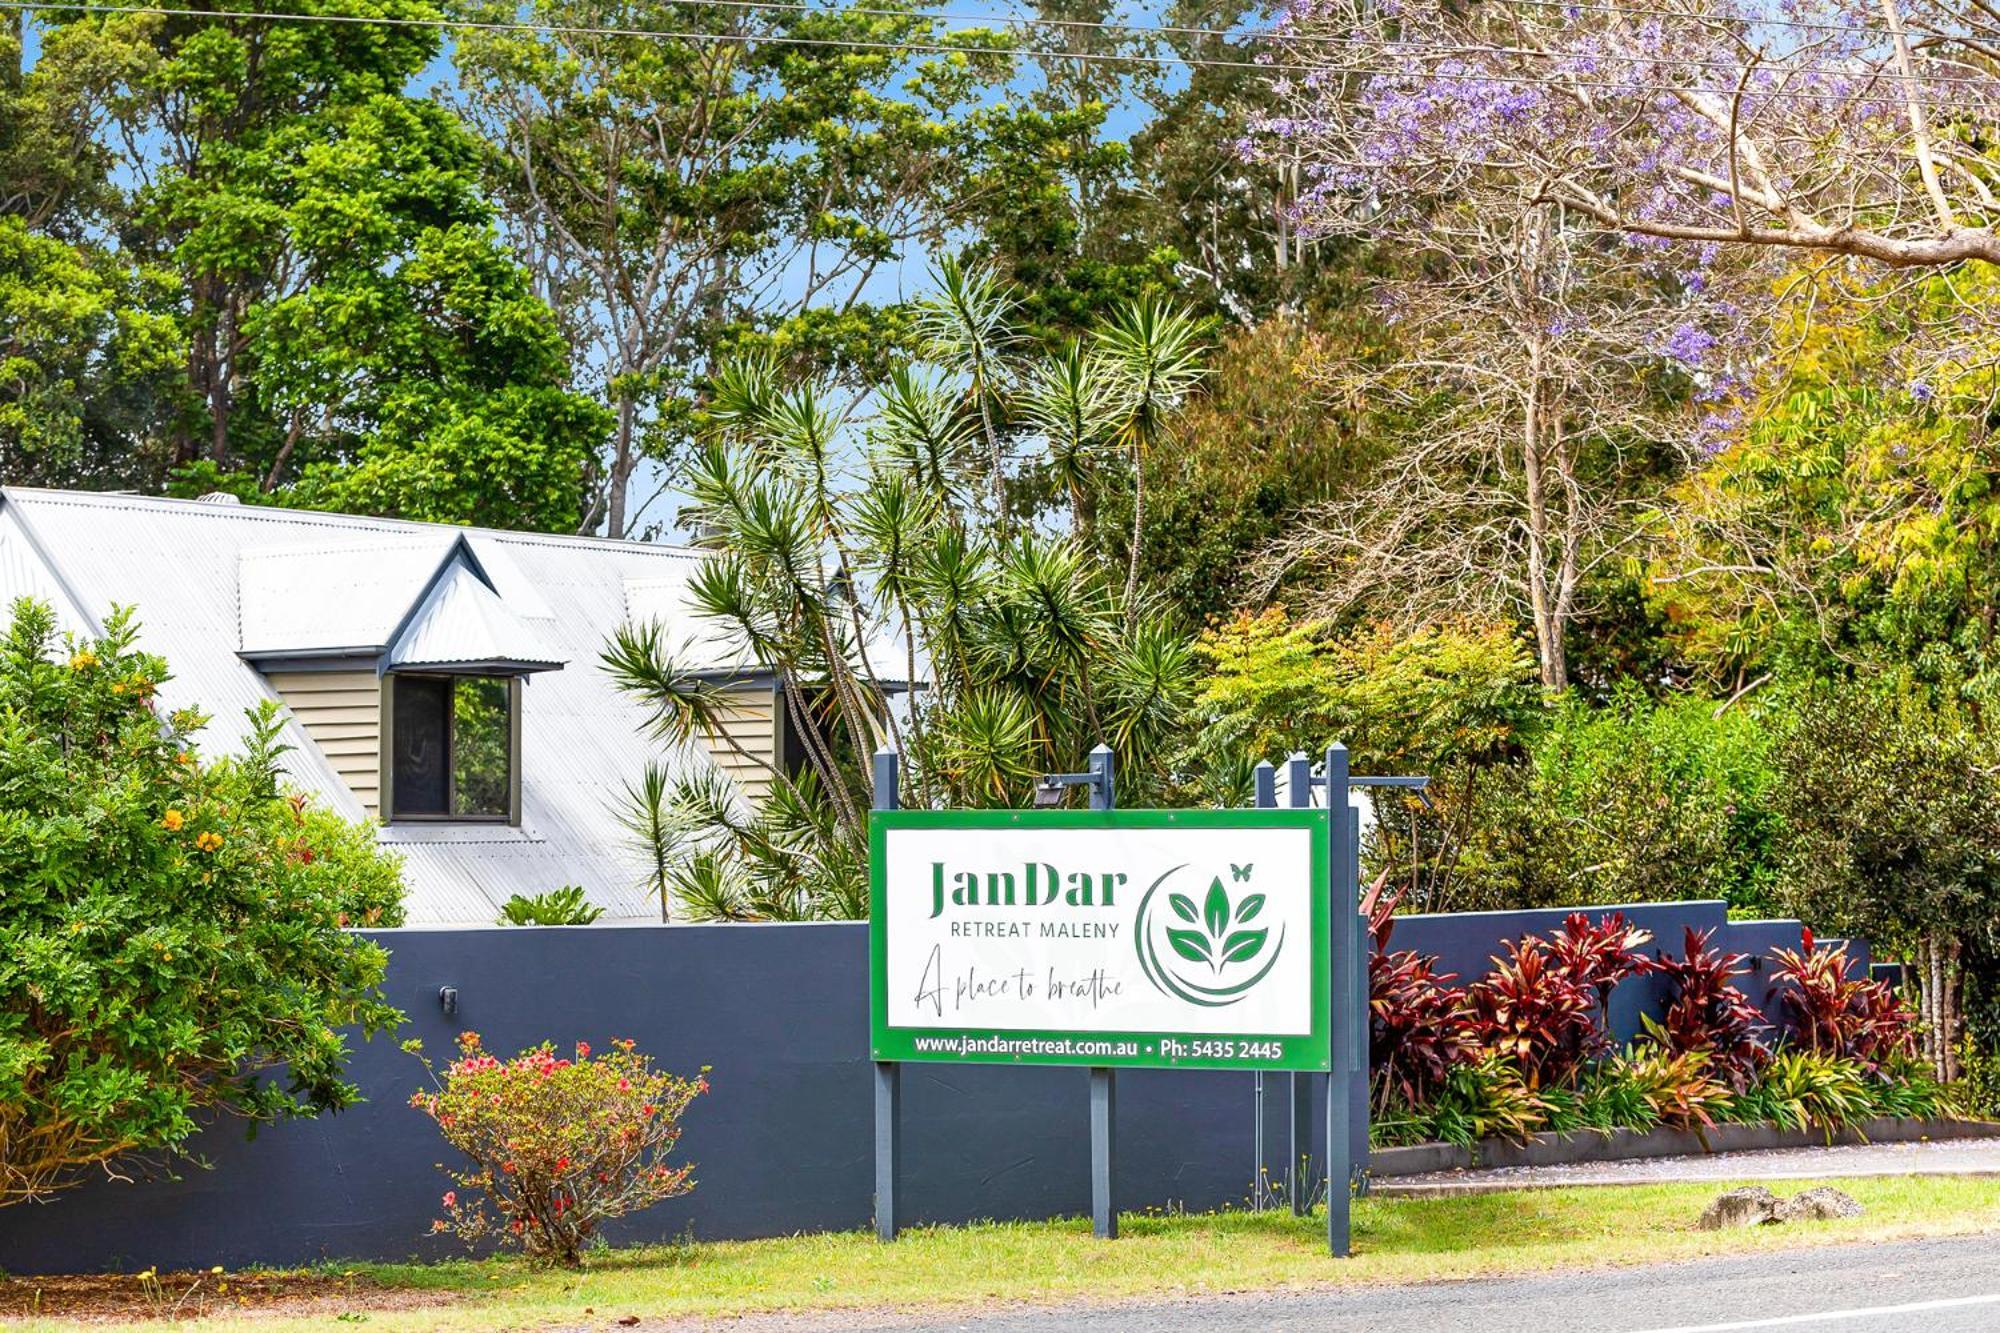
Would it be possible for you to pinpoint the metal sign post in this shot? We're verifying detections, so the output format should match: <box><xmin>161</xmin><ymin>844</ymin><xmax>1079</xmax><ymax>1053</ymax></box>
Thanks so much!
<box><xmin>868</xmin><ymin>749</ymin><xmax>1333</xmax><ymax>1247</ymax></box>
<box><xmin>1085</xmin><ymin>744</ymin><xmax>1117</xmax><ymax>1240</ymax></box>
<box><xmin>1325</xmin><ymin>744</ymin><xmax>1354</xmax><ymax>1257</ymax></box>
<box><xmin>1284</xmin><ymin>752</ymin><xmax>1316</xmax><ymax>1219</ymax></box>
<box><xmin>872</xmin><ymin>747</ymin><xmax>902</xmax><ymax>1243</ymax></box>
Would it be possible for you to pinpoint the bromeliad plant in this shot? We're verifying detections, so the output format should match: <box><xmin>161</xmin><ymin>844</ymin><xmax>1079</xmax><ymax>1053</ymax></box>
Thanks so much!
<box><xmin>409</xmin><ymin>1033</ymin><xmax>707</xmax><ymax>1268</ymax></box>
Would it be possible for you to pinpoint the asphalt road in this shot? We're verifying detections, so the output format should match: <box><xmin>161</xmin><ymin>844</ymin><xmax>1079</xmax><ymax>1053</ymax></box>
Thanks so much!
<box><xmin>667</xmin><ymin>1233</ymin><xmax>2000</xmax><ymax>1333</ymax></box>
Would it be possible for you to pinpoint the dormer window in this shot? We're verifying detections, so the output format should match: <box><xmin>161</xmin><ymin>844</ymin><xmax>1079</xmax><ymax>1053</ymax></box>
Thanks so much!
<box><xmin>238</xmin><ymin>533</ymin><xmax>564</xmax><ymax>826</ymax></box>
<box><xmin>386</xmin><ymin>673</ymin><xmax>519</xmax><ymax>822</ymax></box>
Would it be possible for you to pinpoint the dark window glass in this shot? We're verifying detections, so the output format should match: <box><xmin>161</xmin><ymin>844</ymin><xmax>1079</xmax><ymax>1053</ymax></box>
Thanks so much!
<box><xmin>390</xmin><ymin>675</ymin><xmax>513</xmax><ymax>820</ymax></box>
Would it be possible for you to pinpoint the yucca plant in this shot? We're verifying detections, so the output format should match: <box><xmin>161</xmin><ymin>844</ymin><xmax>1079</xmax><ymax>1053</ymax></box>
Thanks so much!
<box><xmin>603</xmin><ymin>258</ymin><xmax>1208</xmax><ymax>920</ymax></box>
<box><xmin>1094</xmin><ymin>297</ymin><xmax>1210</xmax><ymax>616</ymax></box>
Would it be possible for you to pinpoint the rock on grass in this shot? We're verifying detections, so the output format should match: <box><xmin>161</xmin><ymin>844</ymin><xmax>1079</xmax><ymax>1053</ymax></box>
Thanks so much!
<box><xmin>1698</xmin><ymin>1185</ymin><xmax>1863</xmax><ymax>1229</ymax></box>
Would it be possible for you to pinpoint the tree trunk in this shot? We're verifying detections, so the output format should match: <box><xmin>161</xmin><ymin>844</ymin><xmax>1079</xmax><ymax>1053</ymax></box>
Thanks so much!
<box><xmin>1946</xmin><ymin>935</ymin><xmax>1964</xmax><ymax>1082</ymax></box>
<box><xmin>606</xmin><ymin>392</ymin><xmax>635</xmax><ymax>539</ymax></box>
<box><xmin>1123</xmin><ymin>438</ymin><xmax>1145</xmax><ymax>621</ymax></box>
<box><xmin>1519</xmin><ymin>361</ymin><xmax>1568</xmax><ymax>690</ymax></box>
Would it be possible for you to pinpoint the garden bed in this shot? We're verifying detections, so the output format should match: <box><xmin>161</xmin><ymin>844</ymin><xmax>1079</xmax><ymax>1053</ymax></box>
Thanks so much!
<box><xmin>0</xmin><ymin>1269</ymin><xmax>449</xmax><ymax>1322</ymax></box>
<box><xmin>1370</xmin><ymin>1115</ymin><xmax>2000</xmax><ymax>1176</ymax></box>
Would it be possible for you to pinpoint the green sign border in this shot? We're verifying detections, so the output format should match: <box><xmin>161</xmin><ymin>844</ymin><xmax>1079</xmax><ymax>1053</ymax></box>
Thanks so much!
<box><xmin>868</xmin><ymin>808</ymin><xmax>1333</xmax><ymax>1072</ymax></box>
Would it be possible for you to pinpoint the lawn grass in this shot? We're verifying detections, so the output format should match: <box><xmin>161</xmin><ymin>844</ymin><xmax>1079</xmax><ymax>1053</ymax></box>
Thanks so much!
<box><xmin>22</xmin><ymin>1175</ymin><xmax>2000</xmax><ymax>1331</ymax></box>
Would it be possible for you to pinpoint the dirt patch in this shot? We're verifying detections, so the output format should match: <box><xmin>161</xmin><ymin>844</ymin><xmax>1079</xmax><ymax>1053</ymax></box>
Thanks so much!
<box><xmin>0</xmin><ymin>1271</ymin><xmax>461</xmax><ymax>1323</ymax></box>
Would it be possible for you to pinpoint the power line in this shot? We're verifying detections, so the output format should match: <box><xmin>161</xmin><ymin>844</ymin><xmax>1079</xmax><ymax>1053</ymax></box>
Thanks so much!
<box><xmin>11</xmin><ymin>0</ymin><xmax>1960</xmax><ymax>64</ymax></box>
<box><xmin>4</xmin><ymin>0</ymin><xmax>1990</xmax><ymax>102</ymax></box>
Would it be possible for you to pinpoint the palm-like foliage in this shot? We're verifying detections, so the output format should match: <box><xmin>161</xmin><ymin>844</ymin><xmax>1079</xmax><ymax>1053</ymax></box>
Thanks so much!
<box><xmin>1020</xmin><ymin>341</ymin><xmax>1120</xmax><ymax>532</ymax></box>
<box><xmin>915</xmin><ymin>257</ymin><xmax>1017</xmax><ymax>523</ymax></box>
<box><xmin>1095</xmin><ymin>297</ymin><xmax>1210</xmax><ymax>614</ymax></box>
<box><xmin>606</xmin><ymin>262</ymin><xmax>1209</xmax><ymax>920</ymax></box>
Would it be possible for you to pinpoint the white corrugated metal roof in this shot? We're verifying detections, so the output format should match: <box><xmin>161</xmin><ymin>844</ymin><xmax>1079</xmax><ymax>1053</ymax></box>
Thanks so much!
<box><xmin>623</xmin><ymin>569</ymin><xmax>920</xmax><ymax>688</ymax></box>
<box><xmin>0</xmin><ymin>487</ymin><xmax>717</xmax><ymax>925</ymax></box>
<box><xmin>239</xmin><ymin>537</ymin><xmax>456</xmax><ymax>655</ymax></box>
<box><xmin>388</xmin><ymin>560</ymin><xmax>563</xmax><ymax>671</ymax></box>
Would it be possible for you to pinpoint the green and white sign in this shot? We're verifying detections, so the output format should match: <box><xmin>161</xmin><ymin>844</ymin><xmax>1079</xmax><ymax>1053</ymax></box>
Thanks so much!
<box><xmin>868</xmin><ymin>809</ymin><xmax>1332</xmax><ymax>1071</ymax></box>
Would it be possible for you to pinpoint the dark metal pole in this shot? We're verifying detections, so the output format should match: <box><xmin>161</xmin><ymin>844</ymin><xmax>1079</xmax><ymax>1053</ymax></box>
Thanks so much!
<box><xmin>1325</xmin><ymin>743</ymin><xmax>1354</xmax><ymax>1258</ymax></box>
<box><xmin>1350</xmin><ymin>802</ymin><xmax>1371</xmax><ymax>1178</ymax></box>
<box><xmin>1284</xmin><ymin>751</ymin><xmax>1314</xmax><ymax>1217</ymax></box>
<box><xmin>1251</xmin><ymin>759</ymin><xmax>1276</xmax><ymax>1209</ymax></box>
<box><xmin>872</xmin><ymin>747</ymin><xmax>901</xmax><ymax>1244</ymax></box>
<box><xmin>1086</xmin><ymin>743</ymin><xmax>1118</xmax><ymax>1239</ymax></box>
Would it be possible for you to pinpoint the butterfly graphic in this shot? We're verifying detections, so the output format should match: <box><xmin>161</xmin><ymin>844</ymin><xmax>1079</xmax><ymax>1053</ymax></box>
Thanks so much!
<box><xmin>1231</xmin><ymin>863</ymin><xmax>1253</xmax><ymax>882</ymax></box>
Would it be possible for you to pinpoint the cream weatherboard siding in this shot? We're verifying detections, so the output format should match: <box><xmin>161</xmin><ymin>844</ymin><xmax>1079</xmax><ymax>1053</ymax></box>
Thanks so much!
<box><xmin>267</xmin><ymin>670</ymin><xmax>383</xmax><ymax>820</ymax></box>
<box><xmin>698</xmin><ymin>684</ymin><xmax>781</xmax><ymax>808</ymax></box>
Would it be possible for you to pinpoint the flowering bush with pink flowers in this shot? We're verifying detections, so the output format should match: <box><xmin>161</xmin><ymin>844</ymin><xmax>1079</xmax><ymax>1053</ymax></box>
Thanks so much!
<box><xmin>407</xmin><ymin>1032</ymin><xmax>707</xmax><ymax>1267</ymax></box>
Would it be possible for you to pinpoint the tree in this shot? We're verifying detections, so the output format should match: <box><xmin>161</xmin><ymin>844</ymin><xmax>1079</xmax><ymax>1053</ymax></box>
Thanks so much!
<box><xmin>603</xmin><ymin>270</ymin><xmax>1205</xmax><ymax>920</ymax></box>
<box><xmin>1271</xmin><ymin>0</ymin><xmax>2000</xmax><ymax>273</ymax></box>
<box><xmin>1771</xmin><ymin>683</ymin><xmax>2000</xmax><ymax>1081</ymax></box>
<box><xmin>0</xmin><ymin>217</ymin><xmax>181</xmax><ymax>489</ymax></box>
<box><xmin>0</xmin><ymin>598</ymin><xmax>403</xmax><ymax>1205</ymax></box>
<box><xmin>1112</xmin><ymin>317</ymin><xmax>1362</xmax><ymax>624</ymax></box>
<box><xmin>21</xmin><ymin>0</ymin><xmax>604</xmax><ymax>527</ymax></box>
<box><xmin>1</xmin><ymin>12</ymin><xmax>182</xmax><ymax>491</ymax></box>
<box><xmin>451</xmin><ymin>0</ymin><xmax>1025</xmax><ymax>537</ymax></box>
<box><xmin>1247</xmin><ymin>189</ymin><xmax>1741</xmax><ymax>688</ymax></box>
<box><xmin>1190</xmin><ymin>610</ymin><xmax>1546</xmax><ymax>903</ymax></box>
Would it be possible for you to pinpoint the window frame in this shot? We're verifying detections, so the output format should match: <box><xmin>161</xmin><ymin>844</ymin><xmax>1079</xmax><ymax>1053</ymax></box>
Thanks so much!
<box><xmin>379</xmin><ymin>671</ymin><xmax>523</xmax><ymax>826</ymax></box>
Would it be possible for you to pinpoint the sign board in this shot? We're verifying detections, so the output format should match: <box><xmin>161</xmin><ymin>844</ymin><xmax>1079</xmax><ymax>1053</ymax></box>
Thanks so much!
<box><xmin>869</xmin><ymin>808</ymin><xmax>1331</xmax><ymax>1071</ymax></box>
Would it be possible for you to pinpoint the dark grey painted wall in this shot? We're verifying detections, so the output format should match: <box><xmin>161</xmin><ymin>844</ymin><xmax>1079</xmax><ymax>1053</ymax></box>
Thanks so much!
<box><xmin>0</xmin><ymin>905</ymin><xmax>1858</xmax><ymax>1274</ymax></box>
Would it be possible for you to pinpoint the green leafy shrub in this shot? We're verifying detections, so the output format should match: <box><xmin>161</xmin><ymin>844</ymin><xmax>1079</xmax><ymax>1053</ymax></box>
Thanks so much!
<box><xmin>1424</xmin><ymin>1056</ymin><xmax>1546</xmax><ymax>1149</ymax></box>
<box><xmin>1608</xmin><ymin>1044</ymin><xmax>1732</xmax><ymax>1130</ymax></box>
<box><xmin>1740</xmin><ymin>1050</ymin><xmax>1874</xmax><ymax>1139</ymax></box>
<box><xmin>409</xmin><ymin>1032</ymin><xmax>707</xmax><ymax>1268</ymax></box>
<box><xmin>1576</xmin><ymin>1061</ymin><xmax>1661</xmax><ymax>1133</ymax></box>
<box><xmin>0</xmin><ymin>598</ymin><xmax>404</xmax><ymax>1205</ymax></box>
<box><xmin>497</xmin><ymin>887</ymin><xmax>604</xmax><ymax>926</ymax></box>
<box><xmin>1517</xmin><ymin>690</ymin><xmax>1782</xmax><ymax>913</ymax></box>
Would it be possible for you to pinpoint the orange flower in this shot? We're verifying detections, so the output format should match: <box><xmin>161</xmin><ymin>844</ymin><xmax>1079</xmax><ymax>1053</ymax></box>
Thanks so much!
<box><xmin>195</xmin><ymin>831</ymin><xmax>223</xmax><ymax>853</ymax></box>
<box><xmin>161</xmin><ymin>810</ymin><xmax>184</xmax><ymax>832</ymax></box>
<box><xmin>68</xmin><ymin>651</ymin><xmax>97</xmax><ymax>671</ymax></box>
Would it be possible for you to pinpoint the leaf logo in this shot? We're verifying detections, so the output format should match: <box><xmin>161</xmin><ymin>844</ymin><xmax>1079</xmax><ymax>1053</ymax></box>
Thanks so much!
<box><xmin>1164</xmin><ymin>878</ymin><xmax>1268</xmax><ymax>974</ymax></box>
<box><xmin>1134</xmin><ymin>865</ymin><xmax>1284</xmax><ymax>1007</ymax></box>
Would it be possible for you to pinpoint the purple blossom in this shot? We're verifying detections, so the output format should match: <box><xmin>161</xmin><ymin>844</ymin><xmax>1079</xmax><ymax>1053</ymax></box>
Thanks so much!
<box><xmin>1664</xmin><ymin>322</ymin><xmax>1718</xmax><ymax>367</ymax></box>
